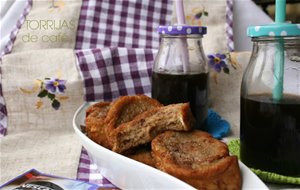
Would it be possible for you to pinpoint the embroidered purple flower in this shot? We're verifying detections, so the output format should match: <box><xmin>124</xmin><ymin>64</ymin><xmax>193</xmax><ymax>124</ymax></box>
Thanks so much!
<box><xmin>208</xmin><ymin>53</ymin><xmax>229</xmax><ymax>73</ymax></box>
<box><xmin>21</xmin><ymin>76</ymin><xmax>69</xmax><ymax>111</ymax></box>
<box><xmin>44</xmin><ymin>78</ymin><xmax>66</xmax><ymax>94</ymax></box>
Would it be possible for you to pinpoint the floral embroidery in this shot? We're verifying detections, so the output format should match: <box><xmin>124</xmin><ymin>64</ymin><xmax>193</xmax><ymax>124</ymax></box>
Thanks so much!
<box><xmin>44</xmin><ymin>78</ymin><xmax>66</xmax><ymax>94</ymax></box>
<box><xmin>185</xmin><ymin>7</ymin><xmax>209</xmax><ymax>26</ymax></box>
<box><xmin>208</xmin><ymin>53</ymin><xmax>229</xmax><ymax>74</ymax></box>
<box><xmin>20</xmin><ymin>72</ymin><xmax>69</xmax><ymax>110</ymax></box>
<box><xmin>37</xmin><ymin>78</ymin><xmax>67</xmax><ymax>110</ymax></box>
<box><xmin>208</xmin><ymin>53</ymin><xmax>240</xmax><ymax>84</ymax></box>
<box><xmin>194</xmin><ymin>8</ymin><xmax>208</xmax><ymax>19</ymax></box>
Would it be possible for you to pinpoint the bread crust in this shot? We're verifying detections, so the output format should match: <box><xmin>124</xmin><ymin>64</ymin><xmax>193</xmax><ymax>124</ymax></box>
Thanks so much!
<box><xmin>86</xmin><ymin>102</ymin><xmax>110</xmax><ymax>118</ymax></box>
<box><xmin>105</xmin><ymin>95</ymin><xmax>162</xmax><ymax>130</ymax></box>
<box><xmin>105</xmin><ymin>95</ymin><xmax>162</xmax><ymax>147</ymax></box>
<box><xmin>111</xmin><ymin>103</ymin><xmax>195</xmax><ymax>153</ymax></box>
<box><xmin>151</xmin><ymin>131</ymin><xmax>241</xmax><ymax>190</ymax></box>
<box><xmin>85</xmin><ymin>102</ymin><xmax>111</xmax><ymax>148</ymax></box>
<box><xmin>181</xmin><ymin>156</ymin><xmax>241</xmax><ymax>190</ymax></box>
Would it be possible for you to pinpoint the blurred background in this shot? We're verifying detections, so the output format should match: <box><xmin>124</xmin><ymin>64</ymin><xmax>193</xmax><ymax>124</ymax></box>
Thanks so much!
<box><xmin>233</xmin><ymin>0</ymin><xmax>300</xmax><ymax>51</ymax></box>
<box><xmin>254</xmin><ymin>0</ymin><xmax>300</xmax><ymax>23</ymax></box>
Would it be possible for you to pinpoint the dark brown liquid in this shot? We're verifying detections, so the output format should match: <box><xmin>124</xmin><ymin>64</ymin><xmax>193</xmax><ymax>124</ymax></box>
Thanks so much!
<box><xmin>151</xmin><ymin>72</ymin><xmax>208</xmax><ymax>129</ymax></box>
<box><xmin>241</xmin><ymin>94</ymin><xmax>300</xmax><ymax>175</ymax></box>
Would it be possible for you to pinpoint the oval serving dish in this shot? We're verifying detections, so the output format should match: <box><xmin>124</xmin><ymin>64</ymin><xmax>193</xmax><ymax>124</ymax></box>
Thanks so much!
<box><xmin>73</xmin><ymin>102</ymin><xmax>269</xmax><ymax>190</ymax></box>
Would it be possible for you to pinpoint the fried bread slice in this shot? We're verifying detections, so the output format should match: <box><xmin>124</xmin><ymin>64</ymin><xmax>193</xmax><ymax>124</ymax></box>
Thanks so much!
<box><xmin>105</xmin><ymin>95</ymin><xmax>162</xmax><ymax>130</ymax></box>
<box><xmin>110</xmin><ymin>103</ymin><xmax>195</xmax><ymax>153</ymax></box>
<box><xmin>86</xmin><ymin>102</ymin><xmax>110</xmax><ymax>118</ymax></box>
<box><xmin>151</xmin><ymin>131</ymin><xmax>241</xmax><ymax>190</ymax></box>
<box><xmin>85</xmin><ymin>102</ymin><xmax>111</xmax><ymax>148</ymax></box>
<box><xmin>105</xmin><ymin>95</ymin><xmax>162</xmax><ymax>146</ymax></box>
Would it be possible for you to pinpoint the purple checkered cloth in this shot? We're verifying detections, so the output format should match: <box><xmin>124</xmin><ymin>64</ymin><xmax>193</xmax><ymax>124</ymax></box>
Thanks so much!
<box><xmin>75</xmin><ymin>0</ymin><xmax>173</xmax><ymax>50</ymax></box>
<box><xmin>77</xmin><ymin>148</ymin><xmax>117</xmax><ymax>188</ymax></box>
<box><xmin>76</xmin><ymin>48</ymin><xmax>156</xmax><ymax>102</ymax></box>
<box><xmin>0</xmin><ymin>0</ymin><xmax>32</xmax><ymax>137</ymax></box>
<box><xmin>75</xmin><ymin>47</ymin><xmax>157</xmax><ymax>187</ymax></box>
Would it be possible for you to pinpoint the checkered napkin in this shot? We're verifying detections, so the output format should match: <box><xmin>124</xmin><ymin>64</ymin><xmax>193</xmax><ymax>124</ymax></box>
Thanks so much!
<box><xmin>75</xmin><ymin>0</ymin><xmax>173</xmax><ymax>50</ymax></box>
<box><xmin>75</xmin><ymin>47</ymin><xmax>157</xmax><ymax>102</ymax></box>
<box><xmin>75</xmin><ymin>47</ymin><xmax>157</xmax><ymax>186</ymax></box>
<box><xmin>77</xmin><ymin>148</ymin><xmax>117</xmax><ymax>188</ymax></box>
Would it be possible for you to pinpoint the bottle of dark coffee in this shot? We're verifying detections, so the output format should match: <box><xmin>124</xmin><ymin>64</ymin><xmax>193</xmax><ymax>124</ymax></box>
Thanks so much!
<box><xmin>151</xmin><ymin>25</ymin><xmax>208</xmax><ymax>129</ymax></box>
<box><xmin>240</xmin><ymin>23</ymin><xmax>300</xmax><ymax>175</ymax></box>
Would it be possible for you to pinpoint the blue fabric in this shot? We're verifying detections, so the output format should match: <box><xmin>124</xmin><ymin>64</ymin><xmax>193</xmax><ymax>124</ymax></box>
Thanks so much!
<box><xmin>202</xmin><ymin>109</ymin><xmax>230</xmax><ymax>139</ymax></box>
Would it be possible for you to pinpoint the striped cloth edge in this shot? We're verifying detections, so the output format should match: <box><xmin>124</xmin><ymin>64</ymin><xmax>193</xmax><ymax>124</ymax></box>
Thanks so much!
<box><xmin>226</xmin><ymin>0</ymin><xmax>234</xmax><ymax>52</ymax></box>
<box><xmin>0</xmin><ymin>0</ymin><xmax>33</xmax><ymax>137</ymax></box>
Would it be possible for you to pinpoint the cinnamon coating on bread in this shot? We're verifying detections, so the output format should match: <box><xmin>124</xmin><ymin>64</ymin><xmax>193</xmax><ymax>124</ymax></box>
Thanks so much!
<box><xmin>105</xmin><ymin>95</ymin><xmax>162</xmax><ymax>147</ymax></box>
<box><xmin>110</xmin><ymin>103</ymin><xmax>195</xmax><ymax>153</ymax></box>
<box><xmin>151</xmin><ymin>131</ymin><xmax>241</xmax><ymax>190</ymax></box>
<box><xmin>105</xmin><ymin>95</ymin><xmax>162</xmax><ymax>130</ymax></box>
<box><xmin>85</xmin><ymin>102</ymin><xmax>111</xmax><ymax>148</ymax></box>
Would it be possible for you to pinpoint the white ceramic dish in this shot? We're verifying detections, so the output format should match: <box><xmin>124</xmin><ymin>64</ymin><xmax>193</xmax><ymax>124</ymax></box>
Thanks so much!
<box><xmin>73</xmin><ymin>102</ymin><xmax>269</xmax><ymax>190</ymax></box>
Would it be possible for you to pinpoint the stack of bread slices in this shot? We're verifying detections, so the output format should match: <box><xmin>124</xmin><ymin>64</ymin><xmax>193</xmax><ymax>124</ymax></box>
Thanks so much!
<box><xmin>85</xmin><ymin>95</ymin><xmax>241</xmax><ymax>190</ymax></box>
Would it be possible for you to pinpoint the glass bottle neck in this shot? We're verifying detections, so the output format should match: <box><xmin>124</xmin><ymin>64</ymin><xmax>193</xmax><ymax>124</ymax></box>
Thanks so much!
<box><xmin>251</xmin><ymin>36</ymin><xmax>300</xmax><ymax>44</ymax></box>
<box><xmin>251</xmin><ymin>36</ymin><xmax>300</xmax><ymax>53</ymax></box>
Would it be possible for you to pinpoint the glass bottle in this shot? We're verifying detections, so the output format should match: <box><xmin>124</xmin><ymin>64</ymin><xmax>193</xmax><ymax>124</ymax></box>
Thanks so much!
<box><xmin>151</xmin><ymin>25</ymin><xmax>208</xmax><ymax>129</ymax></box>
<box><xmin>240</xmin><ymin>23</ymin><xmax>300</xmax><ymax>175</ymax></box>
